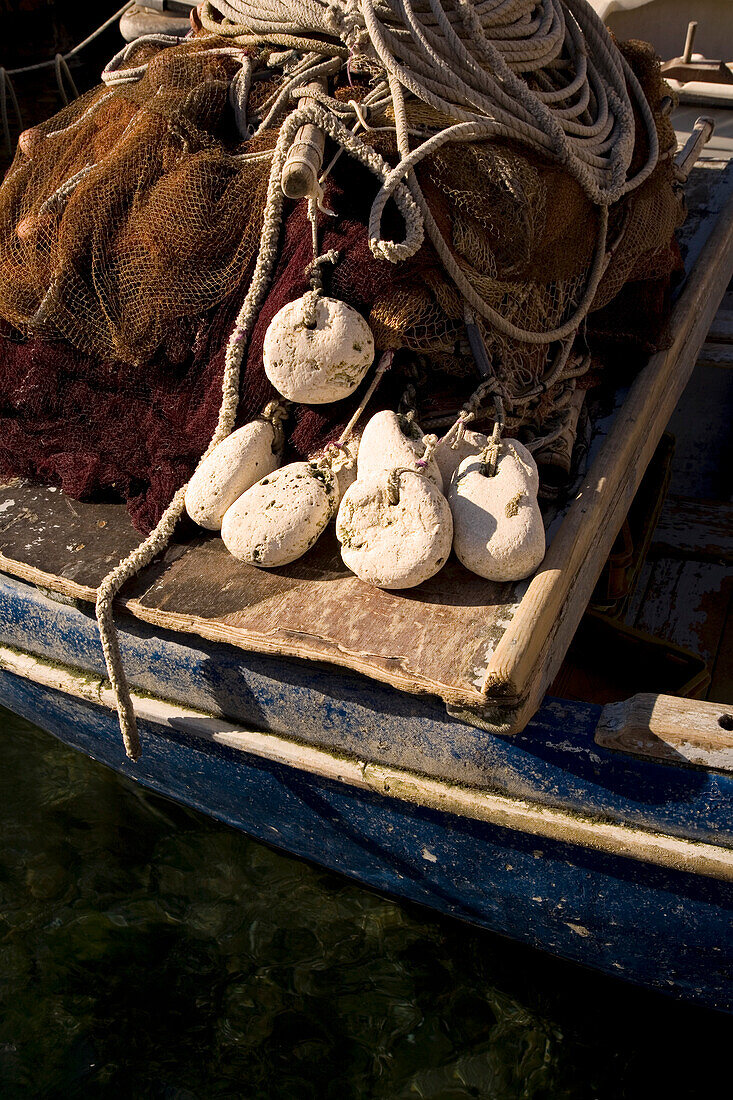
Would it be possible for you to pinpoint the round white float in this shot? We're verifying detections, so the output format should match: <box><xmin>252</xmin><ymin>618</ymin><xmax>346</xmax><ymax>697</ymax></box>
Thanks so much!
<box><xmin>357</xmin><ymin>410</ymin><xmax>443</xmax><ymax>491</ymax></box>
<box><xmin>449</xmin><ymin>439</ymin><xmax>545</xmax><ymax>582</ymax></box>
<box><xmin>336</xmin><ymin>469</ymin><xmax>453</xmax><ymax>589</ymax></box>
<box><xmin>185</xmin><ymin>419</ymin><xmax>280</xmax><ymax>531</ymax></box>
<box><xmin>263</xmin><ymin>294</ymin><xmax>374</xmax><ymax>404</ymax></box>
<box><xmin>221</xmin><ymin>461</ymin><xmax>336</xmax><ymax>568</ymax></box>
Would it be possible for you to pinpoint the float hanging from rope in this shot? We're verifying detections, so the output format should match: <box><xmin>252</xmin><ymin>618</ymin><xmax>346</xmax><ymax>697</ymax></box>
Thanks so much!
<box><xmin>198</xmin><ymin>0</ymin><xmax>660</xmax><ymax>347</ymax></box>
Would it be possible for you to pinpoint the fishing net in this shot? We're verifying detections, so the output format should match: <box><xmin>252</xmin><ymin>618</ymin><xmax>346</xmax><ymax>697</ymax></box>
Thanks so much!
<box><xmin>0</xmin><ymin>26</ymin><xmax>683</xmax><ymax>531</ymax></box>
<box><xmin>0</xmin><ymin>38</ymin><xmax>279</xmax><ymax>364</ymax></box>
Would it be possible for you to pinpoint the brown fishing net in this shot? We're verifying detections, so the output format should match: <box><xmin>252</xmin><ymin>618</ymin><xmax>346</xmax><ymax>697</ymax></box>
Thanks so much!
<box><xmin>0</xmin><ymin>31</ymin><xmax>685</xmax><ymax>529</ymax></box>
<box><xmin>0</xmin><ymin>38</ymin><xmax>279</xmax><ymax>364</ymax></box>
<box><xmin>365</xmin><ymin>37</ymin><xmax>683</xmax><ymax>454</ymax></box>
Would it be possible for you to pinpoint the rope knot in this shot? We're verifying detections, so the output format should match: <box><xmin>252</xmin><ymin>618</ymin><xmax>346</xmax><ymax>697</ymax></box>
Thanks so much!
<box><xmin>302</xmin><ymin>246</ymin><xmax>339</xmax><ymax>326</ymax></box>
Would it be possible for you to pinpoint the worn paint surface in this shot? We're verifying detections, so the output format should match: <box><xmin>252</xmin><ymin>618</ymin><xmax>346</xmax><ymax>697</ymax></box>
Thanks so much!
<box><xmin>0</xmin><ymin>668</ymin><xmax>730</xmax><ymax>1013</ymax></box>
<box><xmin>1</xmin><ymin>574</ymin><xmax>732</xmax><ymax>852</ymax></box>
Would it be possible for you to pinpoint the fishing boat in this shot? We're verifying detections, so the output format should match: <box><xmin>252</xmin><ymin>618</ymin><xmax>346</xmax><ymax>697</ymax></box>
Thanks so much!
<box><xmin>0</xmin><ymin>0</ymin><xmax>732</xmax><ymax>1013</ymax></box>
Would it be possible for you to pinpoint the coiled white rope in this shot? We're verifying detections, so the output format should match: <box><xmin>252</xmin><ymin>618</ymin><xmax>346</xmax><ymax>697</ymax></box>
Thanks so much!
<box><xmin>201</xmin><ymin>0</ymin><xmax>659</xmax><ymax>205</ymax></box>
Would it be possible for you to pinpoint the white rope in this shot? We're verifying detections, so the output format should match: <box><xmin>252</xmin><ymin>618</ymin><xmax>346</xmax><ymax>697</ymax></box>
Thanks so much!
<box><xmin>198</xmin><ymin>0</ymin><xmax>657</xmax><ymax>340</ymax></box>
<box><xmin>95</xmin><ymin>106</ymin><xmax>298</xmax><ymax>760</ymax></box>
<box><xmin>201</xmin><ymin>0</ymin><xmax>659</xmax><ymax>205</ymax></box>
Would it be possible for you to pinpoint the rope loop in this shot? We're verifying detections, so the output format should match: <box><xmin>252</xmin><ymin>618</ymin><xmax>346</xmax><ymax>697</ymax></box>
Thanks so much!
<box><xmin>260</xmin><ymin>398</ymin><xmax>290</xmax><ymax>451</ymax></box>
<box><xmin>480</xmin><ymin>397</ymin><xmax>506</xmax><ymax>478</ymax></box>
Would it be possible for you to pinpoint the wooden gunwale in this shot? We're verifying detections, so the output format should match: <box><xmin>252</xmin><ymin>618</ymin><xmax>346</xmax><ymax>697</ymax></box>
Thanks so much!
<box><xmin>482</xmin><ymin>182</ymin><xmax>733</xmax><ymax>730</ymax></box>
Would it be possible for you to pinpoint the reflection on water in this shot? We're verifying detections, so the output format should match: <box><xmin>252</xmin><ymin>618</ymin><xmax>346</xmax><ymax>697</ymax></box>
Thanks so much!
<box><xmin>0</xmin><ymin>707</ymin><xmax>728</xmax><ymax>1098</ymax></box>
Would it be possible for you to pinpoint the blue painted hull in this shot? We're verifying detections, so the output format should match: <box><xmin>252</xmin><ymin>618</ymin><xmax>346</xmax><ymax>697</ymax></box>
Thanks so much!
<box><xmin>1</xmin><ymin>575</ymin><xmax>732</xmax><ymax>1011</ymax></box>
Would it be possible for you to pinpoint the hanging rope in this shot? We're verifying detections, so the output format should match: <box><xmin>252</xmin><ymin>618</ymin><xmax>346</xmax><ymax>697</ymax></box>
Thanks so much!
<box><xmin>95</xmin><ymin>98</ymin><xmax>420</xmax><ymax>760</ymax></box>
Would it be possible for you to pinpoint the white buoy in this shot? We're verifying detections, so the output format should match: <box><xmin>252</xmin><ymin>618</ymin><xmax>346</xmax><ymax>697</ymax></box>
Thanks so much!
<box><xmin>185</xmin><ymin>419</ymin><xmax>280</xmax><ymax>531</ymax></box>
<box><xmin>221</xmin><ymin>461</ymin><xmax>337</xmax><ymax>567</ymax></box>
<box><xmin>435</xmin><ymin>427</ymin><xmax>488</xmax><ymax>488</ymax></box>
<box><xmin>449</xmin><ymin>439</ymin><xmax>545</xmax><ymax>582</ymax></box>
<box><xmin>336</xmin><ymin>469</ymin><xmax>453</xmax><ymax>589</ymax></box>
<box><xmin>263</xmin><ymin>294</ymin><xmax>374</xmax><ymax>404</ymax></box>
<box><xmin>356</xmin><ymin>410</ymin><xmax>443</xmax><ymax>491</ymax></box>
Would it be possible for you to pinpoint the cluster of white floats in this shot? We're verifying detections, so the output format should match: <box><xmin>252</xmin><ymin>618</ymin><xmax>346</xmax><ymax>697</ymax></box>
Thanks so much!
<box><xmin>184</xmin><ymin>293</ymin><xmax>546</xmax><ymax>589</ymax></box>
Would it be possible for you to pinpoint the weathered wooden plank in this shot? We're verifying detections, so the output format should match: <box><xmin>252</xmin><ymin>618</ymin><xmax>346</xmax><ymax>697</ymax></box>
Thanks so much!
<box><xmin>123</xmin><ymin>531</ymin><xmax>514</xmax><ymax>706</ymax></box>
<box><xmin>0</xmin><ymin>477</ymin><xmax>512</xmax><ymax>708</ymax></box>
<box><xmin>633</xmin><ymin>557</ymin><xmax>733</xmax><ymax>664</ymax></box>
<box><xmin>697</xmin><ymin>342</ymin><xmax>733</xmax><ymax>367</ymax></box>
<box><xmin>624</xmin><ymin>560</ymin><xmax>654</xmax><ymax>626</ymax></box>
<box><xmin>0</xmin><ymin>478</ymin><xmax>142</xmax><ymax>601</ymax></box>
<box><xmin>596</xmin><ymin>693</ymin><xmax>733</xmax><ymax>775</ymax></box>
<box><xmin>652</xmin><ymin>495</ymin><xmax>733</xmax><ymax>561</ymax></box>
<box><xmin>709</xmin><ymin>607</ymin><xmax>733</xmax><ymax>705</ymax></box>
<box><xmin>666</xmin><ymin>363</ymin><xmax>733</xmax><ymax>499</ymax></box>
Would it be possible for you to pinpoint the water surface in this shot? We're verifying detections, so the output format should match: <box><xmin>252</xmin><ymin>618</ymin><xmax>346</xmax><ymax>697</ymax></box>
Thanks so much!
<box><xmin>0</xmin><ymin>707</ymin><xmax>729</xmax><ymax>1098</ymax></box>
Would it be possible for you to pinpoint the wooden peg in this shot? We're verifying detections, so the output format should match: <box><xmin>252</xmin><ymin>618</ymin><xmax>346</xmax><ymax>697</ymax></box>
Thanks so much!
<box><xmin>675</xmin><ymin>116</ymin><xmax>715</xmax><ymax>182</ymax></box>
<box><xmin>281</xmin><ymin>80</ymin><xmax>327</xmax><ymax>201</ymax></box>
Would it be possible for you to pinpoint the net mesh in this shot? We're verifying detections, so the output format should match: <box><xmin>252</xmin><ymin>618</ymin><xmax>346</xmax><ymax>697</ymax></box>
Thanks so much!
<box><xmin>0</xmin><ymin>32</ymin><xmax>685</xmax><ymax>530</ymax></box>
<box><xmin>0</xmin><ymin>39</ymin><xmax>278</xmax><ymax>364</ymax></box>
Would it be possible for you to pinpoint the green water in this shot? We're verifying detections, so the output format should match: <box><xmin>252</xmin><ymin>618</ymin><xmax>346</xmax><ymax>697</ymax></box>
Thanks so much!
<box><xmin>0</xmin><ymin>708</ymin><xmax>729</xmax><ymax>1098</ymax></box>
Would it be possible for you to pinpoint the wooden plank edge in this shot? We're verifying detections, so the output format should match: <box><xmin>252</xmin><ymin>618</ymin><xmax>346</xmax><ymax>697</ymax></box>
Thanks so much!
<box><xmin>697</xmin><ymin>342</ymin><xmax>733</xmax><ymax>367</ymax></box>
<box><xmin>0</xmin><ymin>552</ymin><xmax>97</xmax><ymax>602</ymax></box>
<box><xmin>0</xmin><ymin>556</ymin><xmax>490</xmax><ymax>711</ymax></box>
<box><xmin>707</xmin><ymin>307</ymin><xmax>733</xmax><ymax>343</ymax></box>
<box><xmin>1</xmin><ymin>641</ymin><xmax>732</xmax><ymax>882</ymax></box>
<box><xmin>596</xmin><ymin>692</ymin><xmax>733</xmax><ymax>774</ymax></box>
<box><xmin>482</xmin><ymin>184</ymin><xmax>733</xmax><ymax>716</ymax></box>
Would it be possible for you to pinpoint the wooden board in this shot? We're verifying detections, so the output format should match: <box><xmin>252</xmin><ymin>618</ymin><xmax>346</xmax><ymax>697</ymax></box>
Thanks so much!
<box><xmin>0</xmin><ymin>478</ymin><xmax>513</xmax><ymax>707</ymax></box>
<box><xmin>697</xmin><ymin>343</ymin><xmax>733</xmax><ymax>367</ymax></box>
<box><xmin>710</xmin><ymin>607</ymin><xmax>733</xmax><ymax>705</ymax></box>
<box><xmin>666</xmin><ymin>362</ymin><xmax>733</xmax><ymax>499</ymax></box>
<box><xmin>652</xmin><ymin>496</ymin><xmax>733</xmax><ymax>561</ymax></box>
<box><xmin>707</xmin><ymin>308</ymin><xmax>733</xmax><ymax>343</ymax></box>
<box><xmin>595</xmin><ymin>693</ymin><xmax>733</xmax><ymax>775</ymax></box>
<box><xmin>632</xmin><ymin>558</ymin><xmax>733</xmax><ymax>666</ymax></box>
<box><xmin>1</xmin><ymin>160</ymin><xmax>733</xmax><ymax>733</ymax></box>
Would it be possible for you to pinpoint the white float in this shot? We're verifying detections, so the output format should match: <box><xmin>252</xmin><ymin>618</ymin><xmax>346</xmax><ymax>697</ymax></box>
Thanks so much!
<box><xmin>449</xmin><ymin>439</ymin><xmax>545</xmax><ymax>582</ymax></box>
<box><xmin>356</xmin><ymin>410</ymin><xmax>443</xmax><ymax>491</ymax></box>
<box><xmin>263</xmin><ymin>293</ymin><xmax>375</xmax><ymax>404</ymax></box>
<box><xmin>185</xmin><ymin>419</ymin><xmax>280</xmax><ymax>531</ymax></box>
<box><xmin>336</xmin><ymin>469</ymin><xmax>453</xmax><ymax>589</ymax></box>
<box><xmin>221</xmin><ymin>461</ymin><xmax>337</xmax><ymax>568</ymax></box>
